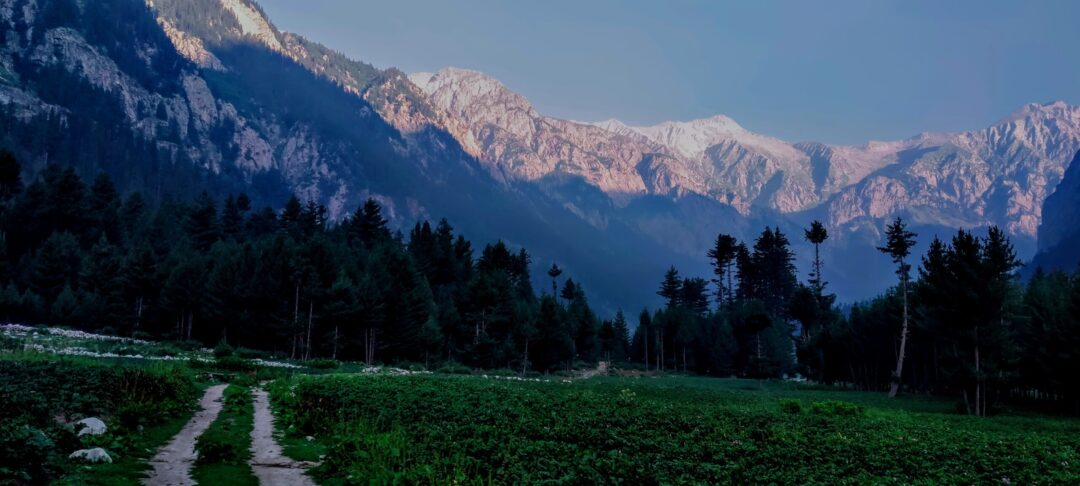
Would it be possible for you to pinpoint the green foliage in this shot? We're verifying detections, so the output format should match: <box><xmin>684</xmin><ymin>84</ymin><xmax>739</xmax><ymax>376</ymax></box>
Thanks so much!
<box><xmin>214</xmin><ymin>340</ymin><xmax>235</xmax><ymax>358</ymax></box>
<box><xmin>435</xmin><ymin>361</ymin><xmax>472</xmax><ymax>375</ymax></box>
<box><xmin>810</xmin><ymin>400</ymin><xmax>864</xmax><ymax>417</ymax></box>
<box><xmin>0</xmin><ymin>356</ymin><xmax>197</xmax><ymax>483</ymax></box>
<box><xmin>0</xmin><ymin>166</ymin><xmax>598</xmax><ymax>375</ymax></box>
<box><xmin>307</xmin><ymin>358</ymin><xmax>339</xmax><ymax>369</ymax></box>
<box><xmin>235</xmin><ymin>347</ymin><xmax>269</xmax><ymax>360</ymax></box>
<box><xmin>195</xmin><ymin>387</ymin><xmax>252</xmax><ymax>466</ymax></box>
<box><xmin>214</xmin><ymin>356</ymin><xmax>256</xmax><ymax>373</ymax></box>
<box><xmin>270</xmin><ymin>374</ymin><xmax>1080</xmax><ymax>485</ymax></box>
<box><xmin>779</xmin><ymin>399</ymin><xmax>802</xmax><ymax>414</ymax></box>
<box><xmin>193</xmin><ymin>385</ymin><xmax>257</xmax><ymax>486</ymax></box>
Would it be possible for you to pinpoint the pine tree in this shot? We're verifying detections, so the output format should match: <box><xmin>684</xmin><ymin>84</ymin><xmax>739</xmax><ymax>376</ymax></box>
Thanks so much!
<box><xmin>612</xmin><ymin>310</ymin><xmax>631</xmax><ymax>361</ymax></box>
<box><xmin>121</xmin><ymin>243</ymin><xmax>158</xmax><ymax>332</ymax></box>
<box><xmin>707</xmin><ymin>234</ymin><xmax>739</xmax><ymax>310</ymax></box>
<box><xmin>804</xmin><ymin>220</ymin><xmax>828</xmax><ymax>297</ymax></box>
<box><xmin>658</xmin><ymin>266</ymin><xmax>682</xmax><ymax>308</ymax></box>
<box><xmin>547</xmin><ymin>263</ymin><xmax>563</xmax><ymax>297</ymax></box>
<box><xmin>185</xmin><ymin>191</ymin><xmax>219</xmax><ymax>251</ymax></box>
<box><xmin>31</xmin><ymin>231</ymin><xmax>81</xmax><ymax>301</ymax></box>
<box><xmin>349</xmin><ymin>198</ymin><xmax>390</xmax><ymax>246</ymax></box>
<box><xmin>220</xmin><ymin>195</ymin><xmax>244</xmax><ymax>241</ymax></box>
<box><xmin>878</xmin><ymin>217</ymin><xmax>917</xmax><ymax>398</ymax></box>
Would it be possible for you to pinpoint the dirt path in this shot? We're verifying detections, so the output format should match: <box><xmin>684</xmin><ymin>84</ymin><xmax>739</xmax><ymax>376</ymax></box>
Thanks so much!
<box><xmin>143</xmin><ymin>384</ymin><xmax>229</xmax><ymax>486</ymax></box>
<box><xmin>250</xmin><ymin>387</ymin><xmax>316</xmax><ymax>486</ymax></box>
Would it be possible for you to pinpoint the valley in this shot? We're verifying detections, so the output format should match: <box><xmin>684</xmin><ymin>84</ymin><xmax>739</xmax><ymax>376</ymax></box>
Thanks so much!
<box><xmin>2</xmin><ymin>1</ymin><xmax>1080</xmax><ymax>484</ymax></box>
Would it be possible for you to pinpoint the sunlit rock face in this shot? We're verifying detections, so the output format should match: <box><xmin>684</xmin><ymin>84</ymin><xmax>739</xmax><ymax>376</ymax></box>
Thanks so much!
<box><xmin>412</xmin><ymin>65</ymin><xmax>1080</xmax><ymax>243</ymax></box>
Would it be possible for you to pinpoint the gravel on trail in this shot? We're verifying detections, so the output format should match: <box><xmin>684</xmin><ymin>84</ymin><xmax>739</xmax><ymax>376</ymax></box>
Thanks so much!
<box><xmin>250</xmin><ymin>387</ymin><xmax>317</xmax><ymax>486</ymax></box>
<box><xmin>143</xmin><ymin>384</ymin><xmax>229</xmax><ymax>486</ymax></box>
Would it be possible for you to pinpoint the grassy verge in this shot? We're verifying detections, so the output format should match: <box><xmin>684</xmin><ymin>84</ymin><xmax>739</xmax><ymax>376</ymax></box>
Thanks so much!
<box><xmin>279</xmin><ymin>433</ymin><xmax>327</xmax><ymax>463</ymax></box>
<box><xmin>192</xmin><ymin>385</ymin><xmax>257</xmax><ymax>486</ymax></box>
<box><xmin>0</xmin><ymin>353</ymin><xmax>199</xmax><ymax>484</ymax></box>
<box><xmin>55</xmin><ymin>413</ymin><xmax>191</xmax><ymax>485</ymax></box>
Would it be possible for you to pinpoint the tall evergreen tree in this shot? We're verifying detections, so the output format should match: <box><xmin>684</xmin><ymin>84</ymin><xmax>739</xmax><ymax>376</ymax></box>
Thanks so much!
<box><xmin>658</xmin><ymin>266</ymin><xmax>682</xmax><ymax>309</ymax></box>
<box><xmin>707</xmin><ymin>234</ymin><xmax>739</xmax><ymax>310</ymax></box>
<box><xmin>878</xmin><ymin>217</ymin><xmax>917</xmax><ymax>398</ymax></box>
<box><xmin>804</xmin><ymin>220</ymin><xmax>828</xmax><ymax>296</ymax></box>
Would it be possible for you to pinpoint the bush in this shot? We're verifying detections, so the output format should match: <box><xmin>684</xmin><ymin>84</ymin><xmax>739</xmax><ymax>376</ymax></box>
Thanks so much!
<box><xmin>810</xmin><ymin>400</ymin><xmax>864</xmax><ymax>417</ymax></box>
<box><xmin>307</xmin><ymin>359</ymin><xmax>339</xmax><ymax>369</ymax></box>
<box><xmin>213</xmin><ymin>341</ymin><xmax>234</xmax><ymax>358</ymax></box>
<box><xmin>0</xmin><ymin>422</ymin><xmax>56</xmax><ymax>483</ymax></box>
<box><xmin>0</xmin><ymin>335</ymin><xmax>22</xmax><ymax>351</ymax></box>
<box><xmin>147</xmin><ymin>344</ymin><xmax>183</xmax><ymax>357</ymax></box>
<box><xmin>175</xmin><ymin>340</ymin><xmax>204</xmax><ymax>351</ymax></box>
<box><xmin>435</xmin><ymin>361</ymin><xmax>471</xmax><ymax>375</ymax></box>
<box><xmin>779</xmin><ymin>399</ymin><xmax>802</xmax><ymax>414</ymax></box>
<box><xmin>214</xmin><ymin>356</ymin><xmax>255</xmax><ymax>372</ymax></box>
<box><xmin>235</xmin><ymin>347</ymin><xmax>268</xmax><ymax>360</ymax></box>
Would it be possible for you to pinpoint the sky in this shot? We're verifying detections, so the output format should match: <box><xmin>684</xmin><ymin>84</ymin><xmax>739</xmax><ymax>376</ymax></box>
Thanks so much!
<box><xmin>257</xmin><ymin>0</ymin><xmax>1080</xmax><ymax>145</ymax></box>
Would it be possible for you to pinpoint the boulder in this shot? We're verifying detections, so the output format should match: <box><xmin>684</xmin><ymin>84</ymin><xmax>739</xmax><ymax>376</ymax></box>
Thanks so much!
<box><xmin>76</xmin><ymin>417</ymin><xmax>107</xmax><ymax>436</ymax></box>
<box><xmin>69</xmin><ymin>447</ymin><xmax>112</xmax><ymax>464</ymax></box>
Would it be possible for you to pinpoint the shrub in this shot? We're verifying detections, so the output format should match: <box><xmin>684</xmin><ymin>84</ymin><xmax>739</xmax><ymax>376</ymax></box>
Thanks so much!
<box><xmin>810</xmin><ymin>400</ymin><xmax>864</xmax><ymax>417</ymax></box>
<box><xmin>435</xmin><ymin>361</ymin><xmax>471</xmax><ymax>375</ymax></box>
<box><xmin>307</xmin><ymin>359</ymin><xmax>339</xmax><ymax>369</ymax></box>
<box><xmin>0</xmin><ymin>335</ymin><xmax>22</xmax><ymax>351</ymax></box>
<box><xmin>235</xmin><ymin>347</ymin><xmax>268</xmax><ymax>360</ymax></box>
<box><xmin>213</xmin><ymin>341</ymin><xmax>234</xmax><ymax>358</ymax></box>
<box><xmin>779</xmin><ymin>399</ymin><xmax>802</xmax><ymax>414</ymax></box>
<box><xmin>0</xmin><ymin>423</ymin><xmax>56</xmax><ymax>483</ymax></box>
<box><xmin>175</xmin><ymin>340</ymin><xmax>204</xmax><ymax>351</ymax></box>
<box><xmin>214</xmin><ymin>356</ymin><xmax>255</xmax><ymax>372</ymax></box>
<box><xmin>147</xmin><ymin>344</ymin><xmax>183</xmax><ymax>357</ymax></box>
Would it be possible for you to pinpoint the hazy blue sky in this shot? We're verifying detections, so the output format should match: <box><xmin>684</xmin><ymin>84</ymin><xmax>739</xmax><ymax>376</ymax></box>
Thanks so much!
<box><xmin>258</xmin><ymin>0</ymin><xmax>1080</xmax><ymax>144</ymax></box>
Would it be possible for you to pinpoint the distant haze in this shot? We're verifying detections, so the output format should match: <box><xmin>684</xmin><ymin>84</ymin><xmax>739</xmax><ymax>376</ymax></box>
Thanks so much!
<box><xmin>258</xmin><ymin>0</ymin><xmax>1080</xmax><ymax>144</ymax></box>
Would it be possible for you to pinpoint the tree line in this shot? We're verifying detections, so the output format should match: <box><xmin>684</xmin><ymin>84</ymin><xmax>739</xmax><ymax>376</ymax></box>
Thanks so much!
<box><xmin>634</xmin><ymin>216</ymin><xmax>1080</xmax><ymax>414</ymax></box>
<box><xmin>3</xmin><ymin>148</ymin><xmax>1079</xmax><ymax>413</ymax></box>
<box><xmin>0</xmin><ymin>152</ymin><xmax>629</xmax><ymax>372</ymax></box>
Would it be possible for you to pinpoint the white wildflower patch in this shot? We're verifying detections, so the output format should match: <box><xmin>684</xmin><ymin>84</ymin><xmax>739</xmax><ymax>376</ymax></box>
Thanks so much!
<box><xmin>251</xmin><ymin>359</ymin><xmax>303</xmax><ymax>369</ymax></box>
<box><xmin>1</xmin><ymin>323</ymin><xmax>150</xmax><ymax>344</ymax></box>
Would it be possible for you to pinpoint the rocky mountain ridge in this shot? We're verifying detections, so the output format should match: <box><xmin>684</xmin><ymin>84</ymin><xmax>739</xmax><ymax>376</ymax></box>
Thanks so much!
<box><xmin>409</xmin><ymin>67</ymin><xmax>1080</xmax><ymax>245</ymax></box>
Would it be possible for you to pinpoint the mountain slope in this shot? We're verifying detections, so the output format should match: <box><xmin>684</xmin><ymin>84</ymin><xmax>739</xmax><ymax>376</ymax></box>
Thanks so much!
<box><xmin>410</xmin><ymin>67</ymin><xmax>1080</xmax><ymax>247</ymax></box>
<box><xmin>0</xmin><ymin>0</ymin><xmax>708</xmax><ymax>313</ymax></box>
<box><xmin>1030</xmin><ymin>150</ymin><xmax>1080</xmax><ymax>272</ymax></box>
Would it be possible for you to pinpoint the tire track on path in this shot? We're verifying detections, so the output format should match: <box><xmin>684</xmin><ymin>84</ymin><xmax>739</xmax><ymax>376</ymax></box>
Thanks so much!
<box><xmin>250</xmin><ymin>387</ymin><xmax>316</xmax><ymax>486</ymax></box>
<box><xmin>144</xmin><ymin>384</ymin><xmax>229</xmax><ymax>486</ymax></box>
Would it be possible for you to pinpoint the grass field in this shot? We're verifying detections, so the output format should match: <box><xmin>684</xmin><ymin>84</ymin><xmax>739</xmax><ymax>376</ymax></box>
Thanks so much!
<box><xmin>270</xmin><ymin>374</ymin><xmax>1080</xmax><ymax>485</ymax></box>
<box><xmin>5</xmin><ymin>324</ymin><xmax>1080</xmax><ymax>485</ymax></box>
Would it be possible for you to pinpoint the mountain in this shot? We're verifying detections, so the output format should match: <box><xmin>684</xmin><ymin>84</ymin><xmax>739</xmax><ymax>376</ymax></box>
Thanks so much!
<box><xmin>407</xmin><ymin>67</ymin><xmax>1080</xmax><ymax>294</ymax></box>
<box><xmin>0</xmin><ymin>0</ymin><xmax>710</xmax><ymax>314</ymax></box>
<box><xmin>1031</xmin><ymin>150</ymin><xmax>1080</xmax><ymax>273</ymax></box>
<box><xmin>3</xmin><ymin>0</ymin><xmax>1078</xmax><ymax>311</ymax></box>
